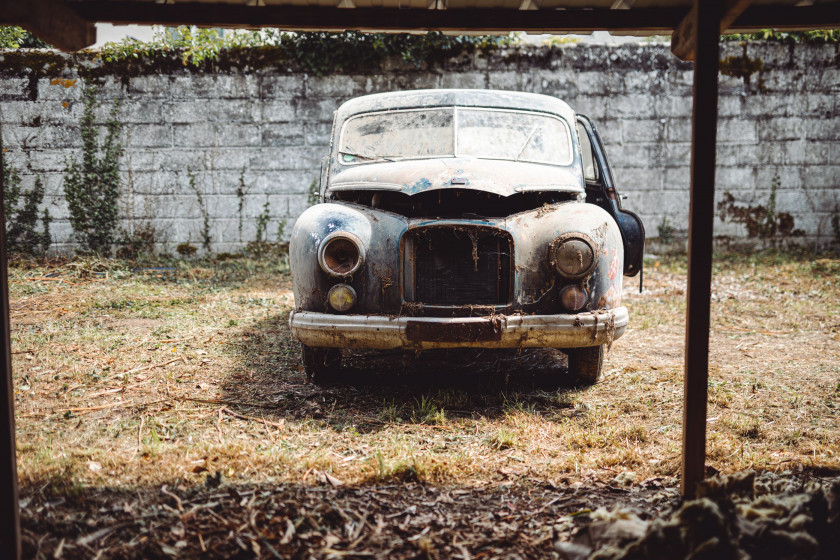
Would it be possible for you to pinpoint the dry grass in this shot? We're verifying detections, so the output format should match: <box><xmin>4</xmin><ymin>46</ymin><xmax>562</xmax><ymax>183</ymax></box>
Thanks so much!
<box><xmin>11</xmin><ymin>252</ymin><xmax>840</xmax><ymax>557</ymax></box>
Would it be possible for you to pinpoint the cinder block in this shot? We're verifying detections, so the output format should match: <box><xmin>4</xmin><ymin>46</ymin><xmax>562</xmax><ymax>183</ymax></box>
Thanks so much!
<box><xmin>715</xmin><ymin>166</ymin><xmax>755</xmax><ymax>191</ymax></box>
<box><xmin>754</xmin><ymin>166</ymin><xmax>803</xmax><ymax>190</ymax></box>
<box><xmin>663</xmin><ymin>167</ymin><xmax>690</xmax><ymax>190</ymax></box>
<box><xmin>173</xmin><ymin>123</ymin><xmax>217</xmax><ymax>148</ymax></box>
<box><xmin>607</xmin><ymin>95</ymin><xmax>655</xmax><ymax>119</ymax></box>
<box><xmin>261</xmin><ymin>123</ymin><xmax>305</xmax><ymax>147</ymax></box>
<box><xmin>718</xmin><ymin>119</ymin><xmax>757</xmax><ymax>144</ymax></box>
<box><xmin>128</xmin><ymin>76</ymin><xmax>171</xmax><ymax>97</ymax></box>
<box><xmin>802</xmin><ymin>165</ymin><xmax>840</xmax><ymax>189</ymax></box>
<box><xmin>303</xmin><ymin>122</ymin><xmax>333</xmax><ymax>146</ymax></box>
<box><xmin>390</xmin><ymin>72</ymin><xmax>441</xmax><ymax>91</ymax></box>
<box><xmin>757</xmin><ymin>117</ymin><xmax>802</xmax><ymax>142</ymax></box>
<box><xmin>804</xmin><ymin>117</ymin><xmax>840</xmax><ymax>141</ymax></box>
<box><xmin>37</xmin><ymin>77</ymin><xmax>83</xmax><ymax>101</ymax></box>
<box><xmin>260</xmin><ymin>100</ymin><xmax>296</xmax><ymax>123</ymax></box>
<box><xmin>260</xmin><ymin>76</ymin><xmax>306</xmax><ymax>99</ymax></box>
<box><xmin>622</xmin><ymin>119</ymin><xmax>666</xmax><ymax>144</ymax></box>
<box><xmin>440</xmin><ymin>72</ymin><xmax>487</xmax><ymax>90</ymax></box>
<box><xmin>488</xmin><ymin>71</ymin><xmax>525</xmax><ymax>92</ymax></box>
<box><xmin>306</xmin><ymin>75</ymin><xmax>364</xmax><ymax>98</ymax></box>
<box><xmin>126</xmin><ymin>125</ymin><xmax>172</xmax><ymax>149</ymax></box>
<box><xmin>665</xmin><ymin>118</ymin><xmax>691</xmax><ymax>143</ymax></box>
<box><xmin>0</xmin><ymin>78</ymin><xmax>31</xmax><ymax>100</ymax></box>
<box><xmin>292</xmin><ymin>98</ymin><xmax>337</xmax><ymax>123</ymax></box>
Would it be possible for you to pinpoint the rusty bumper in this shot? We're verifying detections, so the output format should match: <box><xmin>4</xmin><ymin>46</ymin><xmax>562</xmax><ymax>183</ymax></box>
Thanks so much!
<box><xmin>289</xmin><ymin>307</ymin><xmax>628</xmax><ymax>350</ymax></box>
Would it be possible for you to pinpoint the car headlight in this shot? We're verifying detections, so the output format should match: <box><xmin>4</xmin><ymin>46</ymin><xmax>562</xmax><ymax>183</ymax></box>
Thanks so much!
<box><xmin>559</xmin><ymin>284</ymin><xmax>588</xmax><ymax>312</ymax></box>
<box><xmin>328</xmin><ymin>284</ymin><xmax>357</xmax><ymax>312</ymax></box>
<box><xmin>551</xmin><ymin>235</ymin><xmax>597</xmax><ymax>279</ymax></box>
<box><xmin>318</xmin><ymin>232</ymin><xmax>365</xmax><ymax>278</ymax></box>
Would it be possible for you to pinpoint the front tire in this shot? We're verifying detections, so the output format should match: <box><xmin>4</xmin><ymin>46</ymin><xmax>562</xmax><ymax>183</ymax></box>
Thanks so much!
<box><xmin>301</xmin><ymin>345</ymin><xmax>341</xmax><ymax>384</ymax></box>
<box><xmin>566</xmin><ymin>345</ymin><xmax>604</xmax><ymax>386</ymax></box>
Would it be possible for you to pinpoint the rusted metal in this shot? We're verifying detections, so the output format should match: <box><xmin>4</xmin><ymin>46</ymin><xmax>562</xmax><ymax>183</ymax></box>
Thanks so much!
<box><xmin>290</xmin><ymin>90</ymin><xmax>644</xmax><ymax>379</ymax></box>
<box><xmin>681</xmin><ymin>0</ymin><xmax>722</xmax><ymax>499</ymax></box>
<box><xmin>406</xmin><ymin>321</ymin><xmax>502</xmax><ymax>343</ymax></box>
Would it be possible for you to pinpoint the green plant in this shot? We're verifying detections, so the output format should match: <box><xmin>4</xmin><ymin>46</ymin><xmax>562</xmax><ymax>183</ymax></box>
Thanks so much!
<box><xmin>723</xmin><ymin>29</ymin><xmax>840</xmax><ymax>43</ymax></box>
<box><xmin>307</xmin><ymin>178</ymin><xmax>320</xmax><ymax>207</ymax></box>
<box><xmin>176</xmin><ymin>242</ymin><xmax>197</xmax><ymax>257</ymax></box>
<box><xmin>276</xmin><ymin>217</ymin><xmax>287</xmax><ymax>242</ymax></box>
<box><xmin>2</xmin><ymin>154</ymin><xmax>51</xmax><ymax>256</ymax></box>
<box><xmin>187</xmin><ymin>167</ymin><xmax>212</xmax><ymax>254</ymax></box>
<box><xmin>115</xmin><ymin>223</ymin><xmax>157</xmax><ymax>260</ymax></box>
<box><xmin>657</xmin><ymin>216</ymin><xmax>675</xmax><ymax>244</ymax></box>
<box><xmin>98</xmin><ymin>27</ymin><xmax>515</xmax><ymax>76</ymax></box>
<box><xmin>63</xmin><ymin>85</ymin><xmax>123</xmax><ymax>255</ymax></box>
<box><xmin>255</xmin><ymin>198</ymin><xmax>270</xmax><ymax>244</ymax></box>
<box><xmin>236</xmin><ymin>168</ymin><xmax>248</xmax><ymax>242</ymax></box>
<box><xmin>0</xmin><ymin>26</ymin><xmax>51</xmax><ymax>49</ymax></box>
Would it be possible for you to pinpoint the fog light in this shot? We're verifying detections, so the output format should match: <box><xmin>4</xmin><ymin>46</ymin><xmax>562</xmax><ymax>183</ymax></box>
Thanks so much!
<box><xmin>328</xmin><ymin>284</ymin><xmax>356</xmax><ymax>312</ymax></box>
<box><xmin>319</xmin><ymin>232</ymin><xmax>364</xmax><ymax>277</ymax></box>
<box><xmin>553</xmin><ymin>236</ymin><xmax>596</xmax><ymax>279</ymax></box>
<box><xmin>560</xmin><ymin>285</ymin><xmax>588</xmax><ymax>312</ymax></box>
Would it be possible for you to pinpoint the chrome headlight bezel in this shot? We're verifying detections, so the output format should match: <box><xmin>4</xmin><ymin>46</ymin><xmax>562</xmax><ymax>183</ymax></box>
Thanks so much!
<box><xmin>551</xmin><ymin>233</ymin><xmax>598</xmax><ymax>280</ymax></box>
<box><xmin>318</xmin><ymin>231</ymin><xmax>366</xmax><ymax>278</ymax></box>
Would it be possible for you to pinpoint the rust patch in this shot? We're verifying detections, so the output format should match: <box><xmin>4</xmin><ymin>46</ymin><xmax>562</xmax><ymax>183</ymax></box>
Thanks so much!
<box><xmin>50</xmin><ymin>78</ymin><xmax>77</xmax><ymax>88</ymax></box>
<box><xmin>405</xmin><ymin>321</ymin><xmax>502</xmax><ymax>343</ymax></box>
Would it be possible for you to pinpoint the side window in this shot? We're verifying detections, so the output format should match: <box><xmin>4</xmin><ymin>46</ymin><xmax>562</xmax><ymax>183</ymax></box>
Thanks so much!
<box><xmin>576</xmin><ymin>122</ymin><xmax>599</xmax><ymax>183</ymax></box>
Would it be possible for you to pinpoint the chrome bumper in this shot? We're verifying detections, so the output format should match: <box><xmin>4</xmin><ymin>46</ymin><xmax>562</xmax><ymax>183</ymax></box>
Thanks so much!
<box><xmin>289</xmin><ymin>307</ymin><xmax>628</xmax><ymax>350</ymax></box>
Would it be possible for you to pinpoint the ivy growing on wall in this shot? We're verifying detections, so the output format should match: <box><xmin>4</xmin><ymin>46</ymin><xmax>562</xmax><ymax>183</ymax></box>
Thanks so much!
<box><xmin>62</xmin><ymin>85</ymin><xmax>124</xmax><ymax>255</ymax></box>
<box><xmin>2</xmin><ymin>153</ymin><xmax>51</xmax><ymax>256</ymax></box>
<box><xmin>97</xmin><ymin>27</ymin><xmax>516</xmax><ymax>75</ymax></box>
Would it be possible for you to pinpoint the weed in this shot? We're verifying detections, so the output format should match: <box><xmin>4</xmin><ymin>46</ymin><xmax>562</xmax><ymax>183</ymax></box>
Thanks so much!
<box><xmin>307</xmin><ymin>178</ymin><xmax>320</xmax><ymax>206</ymax></box>
<box><xmin>115</xmin><ymin>223</ymin><xmax>157</xmax><ymax>260</ymax></box>
<box><xmin>236</xmin><ymin>168</ymin><xmax>248</xmax><ymax>242</ymax></box>
<box><xmin>176</xmin><ymin>242</ymin><xmax>197</xmax><ymax>257</ymax></box>
<box><xmin>657</xmin><ymin>216</ymin><xmax>674</xmax><ymax>244</ymax></box>
<box><xmin>63</xmin><ymin>85</ymin><xmax>123</xmax><ymax>255</ymax></box>
<box><xmin>2</xmin><ymin>155</ymin><xmax>50</xmax><ymax>256</ymax></box>
<box><xmin>488</xmin><ymin>429</ymin><xmax>518</xmax><ymax>450</ymax></box>
<box><xmin>255</xmin><ymin>198</ymin><xmax>271</xmax><ymax>244</ymax></box>
<box><xmin>378</xmin><ymin>400</ymin><xmax>404</xmax><ymax>423</ymax></box>
<box><xmin>187</xmin><ymin>167</ymin><xmax>212</xmax><ymax>254</ymax></box>
<box><xmin>412</xmin><ymin>395</ymin><xmax>446</xmax><ymax>424</ymax></box>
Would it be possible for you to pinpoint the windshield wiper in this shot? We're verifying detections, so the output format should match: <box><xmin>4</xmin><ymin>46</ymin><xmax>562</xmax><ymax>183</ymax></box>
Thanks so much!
<box><xmin>340</xmin><ymin>151</ymin><xmax>396</xmax><ymax>163</ymax></box>
<box><xmin>514</xmin><ymin>125</ymin><xmax>539</xmax><ymax>162</ymax></box>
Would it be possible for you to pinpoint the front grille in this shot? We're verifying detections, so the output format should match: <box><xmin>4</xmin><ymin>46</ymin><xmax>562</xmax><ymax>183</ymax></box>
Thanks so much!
<box><xmin>404</xmin><ymin>226</ymin><xmax>513</xmax><ymax>306</ymax></box>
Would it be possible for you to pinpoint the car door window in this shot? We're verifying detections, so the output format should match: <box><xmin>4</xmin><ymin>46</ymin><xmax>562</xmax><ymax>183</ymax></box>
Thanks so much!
<box><xmin>576</xmin><ymin>122</ymin><xmax>599</xmax><ymax>183</ymax></box>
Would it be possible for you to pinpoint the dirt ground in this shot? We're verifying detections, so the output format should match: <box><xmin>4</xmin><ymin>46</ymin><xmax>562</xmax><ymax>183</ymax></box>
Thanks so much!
<box><xmin>10</xmin><ymin>252</ymin><xmax>840</xmax><ymax>558</ymax></box>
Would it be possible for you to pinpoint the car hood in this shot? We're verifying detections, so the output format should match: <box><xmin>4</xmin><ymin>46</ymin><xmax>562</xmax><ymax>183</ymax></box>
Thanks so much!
<box><xmin>328</xmin><ymin>158</ymin><xmax>584</xmax><ymax>197</ymax></box>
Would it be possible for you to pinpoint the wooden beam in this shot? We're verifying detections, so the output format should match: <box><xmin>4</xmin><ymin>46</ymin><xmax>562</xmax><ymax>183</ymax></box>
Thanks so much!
<box><xmin>731</xmin><ymin>3</ymin><xmax>840</xmax><ymax>30</ymax></box>
<box><xmin>0</xmin><ymin>0</ymin><xmax>95</xmax><ymax>52</ymax></box>
<box><xmin>681</xmin><ymin>0</ymin><xmax>722</xmax><ymax>500</ymax></box>
<box><xmin>67</xmin><ymin>3</ymin><xmax>685</xmax><ymax>33</ymax></box>
<box><xmin>0</xmin><ymin>128</ymin><xmax>21</xmax><ymax>560</ymax></box>
<box><xmin>672</xmin><ymin>0</ymin><xmax>752</xmax><ymax>61</ymax></box>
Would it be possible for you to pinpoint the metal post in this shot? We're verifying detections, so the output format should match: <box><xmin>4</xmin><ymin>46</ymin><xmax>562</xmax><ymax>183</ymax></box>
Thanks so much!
<box><xmin>681</xmin><ymin>0</ymin><xmax>722</xmax><ymax>499</ymax></box>
<box><xmin>0</xmin><ymin>124</ymin><xmax>22</xmax><ymax>558</ymax></box>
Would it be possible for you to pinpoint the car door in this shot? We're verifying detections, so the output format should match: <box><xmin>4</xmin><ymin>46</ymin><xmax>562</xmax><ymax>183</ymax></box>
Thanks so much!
<box><xmin>576</xmin><ymin>115</ymin><xmax>645</xmax><ymax>277</ymax></box>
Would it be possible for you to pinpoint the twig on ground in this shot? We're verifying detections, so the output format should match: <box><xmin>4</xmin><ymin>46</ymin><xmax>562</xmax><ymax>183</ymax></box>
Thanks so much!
<box><xmin>220</xmin><ymin>406</ymin><xmax>285</xmax><ymax>429</ymax></box>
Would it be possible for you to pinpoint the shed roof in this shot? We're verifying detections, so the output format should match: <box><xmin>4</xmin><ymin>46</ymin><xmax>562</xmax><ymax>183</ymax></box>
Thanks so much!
<box><xmin>2</xmin><ymin>0</ymin><xmax>839</xmax><ymax>56</ymax></box>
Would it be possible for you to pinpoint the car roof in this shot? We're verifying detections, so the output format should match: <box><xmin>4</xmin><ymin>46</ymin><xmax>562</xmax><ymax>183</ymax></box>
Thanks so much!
<box><xmin>334</xmin><ymin>89</ymin><xmax>577</xmax><ymax>123</ymax></box>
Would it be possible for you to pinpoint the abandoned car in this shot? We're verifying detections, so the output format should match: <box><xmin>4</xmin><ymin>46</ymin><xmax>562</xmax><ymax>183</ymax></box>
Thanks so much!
<box><xmin>289</xmin><ymin>89</ymin><xmax>644</xmax><ymax>384</ymax></box>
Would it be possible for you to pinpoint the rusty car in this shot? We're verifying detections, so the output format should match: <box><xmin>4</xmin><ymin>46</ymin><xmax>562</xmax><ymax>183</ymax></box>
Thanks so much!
<box><xmin>289</xmin><ymin>89</ymin><xmax>644</xmax><ymax>384</ymax></box>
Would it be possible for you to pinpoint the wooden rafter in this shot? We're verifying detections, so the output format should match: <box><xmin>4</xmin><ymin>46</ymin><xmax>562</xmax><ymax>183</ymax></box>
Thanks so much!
<box><xmin>671</xmin><ymin>0</ymin><xmax>753</xmax><ymax>61</ymax></box>
<box><xmin>0</xmin><ymin>0</ymin><xmax>95</xmax><ymax>52</ymax></box>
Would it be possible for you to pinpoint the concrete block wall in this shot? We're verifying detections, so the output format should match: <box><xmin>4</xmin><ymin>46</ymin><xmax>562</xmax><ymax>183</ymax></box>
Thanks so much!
<box><xmin>1</xmin><ymin>42</ymin><xmax>838</xmax><ymax>254</ymax></box>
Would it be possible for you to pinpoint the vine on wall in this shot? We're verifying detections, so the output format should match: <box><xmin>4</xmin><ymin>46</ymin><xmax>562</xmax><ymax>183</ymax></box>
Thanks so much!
<box><xmin>62</xmin><ymin>85</ymin><xmax>124</xmax><ymax>256</ymax></box>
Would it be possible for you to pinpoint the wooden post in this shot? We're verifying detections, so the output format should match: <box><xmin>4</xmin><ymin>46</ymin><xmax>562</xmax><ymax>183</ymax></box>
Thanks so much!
<box><xmin>681</xmin><ymin>0</ymin><xmax>722</xmax><ymax>499</ymax></box>
<box><xmin>0</xmin><ymin>126</ymin><xmax>21</xmax><ymax>557</ymax></box>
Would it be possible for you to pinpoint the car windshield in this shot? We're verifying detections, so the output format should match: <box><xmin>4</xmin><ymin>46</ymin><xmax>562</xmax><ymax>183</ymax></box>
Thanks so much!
<box><xmin>339</xmin><ymin>107</ymin><xmax>572</xmax><ymax>166</ymax></box>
